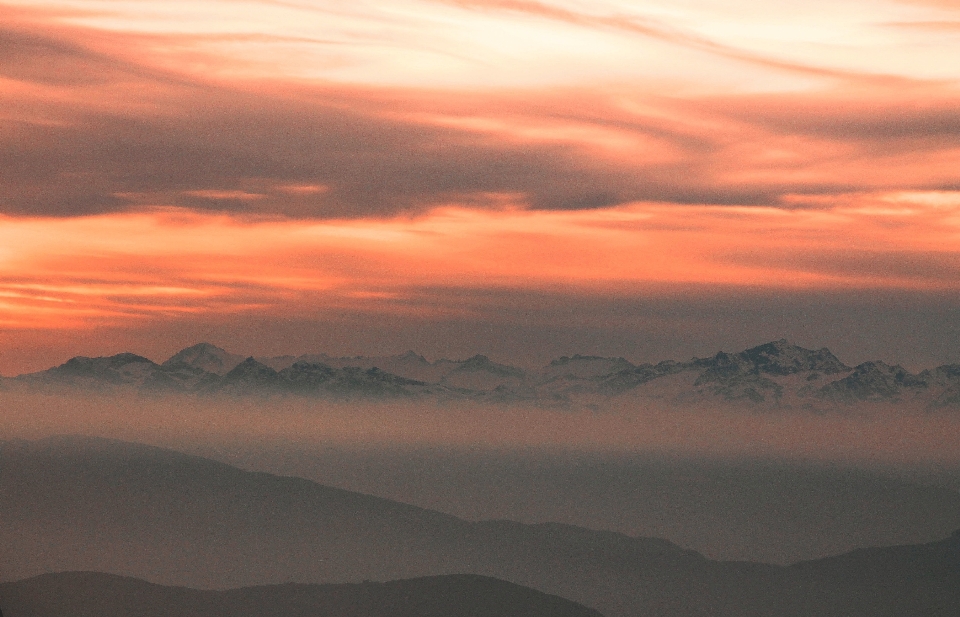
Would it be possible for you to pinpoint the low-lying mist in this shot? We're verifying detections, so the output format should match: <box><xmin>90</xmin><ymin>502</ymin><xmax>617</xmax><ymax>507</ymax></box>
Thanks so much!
<box><xmin>3</xmin><ymin>391</ymin><xmax>960</xmax><ymax>564</ymax></box>
<box><xmin>3</xmin><ymin>391</ymin><xmax>959</xmax><ymax>469</ymax></box>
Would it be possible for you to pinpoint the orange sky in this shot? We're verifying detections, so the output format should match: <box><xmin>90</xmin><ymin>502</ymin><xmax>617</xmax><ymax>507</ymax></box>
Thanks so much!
<box><xmin>2</xmin><ymin>195</ymin><xmax>960</xmax><ymax>330</ymax></box>
<box><xmin>2</xmin><ymin>0</ymin><xmax>960</xmax><ymax>373</ymax></box>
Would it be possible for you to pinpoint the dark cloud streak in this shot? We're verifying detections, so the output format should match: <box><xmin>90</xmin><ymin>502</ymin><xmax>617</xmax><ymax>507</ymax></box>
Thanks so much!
<box><xmin>5</xmin><ymin>284</ymin><xmax>959</xmax><ymax>376</ymax></box>
<box><xmin>710</xmin><ymin>95</ymin><xmax>960</xmax><ymax>142</ymax></box>
<box><xmin>2</xmin><ymin>17</ymin><xmax>960</xmax><ymax>218</ymax></box>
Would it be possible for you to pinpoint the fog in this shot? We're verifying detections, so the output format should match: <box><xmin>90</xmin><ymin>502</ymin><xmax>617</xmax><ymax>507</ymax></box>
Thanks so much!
<box><xmin>4</xmin><ymin>391</ymin><xmax>960</xmax><ymax>563</ymax></box>
<box><xmin>3</xmin><ymin>391</ymin><xmax>960</xmax><ymax>468</ymax></box>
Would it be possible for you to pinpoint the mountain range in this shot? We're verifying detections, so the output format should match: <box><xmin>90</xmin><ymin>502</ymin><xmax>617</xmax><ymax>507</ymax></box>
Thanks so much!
<box><xmin>1</xmin><ymin>436</ymin><xmax>958</xmax><ymax>617</ymax></box>
<box><xmin>5</xmin><ymin>340</ymin><xmax>960</xmax><ymax>409</ymax></box>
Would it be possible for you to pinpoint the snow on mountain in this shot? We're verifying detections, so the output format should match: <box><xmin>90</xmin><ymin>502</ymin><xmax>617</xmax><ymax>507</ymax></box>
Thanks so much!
<box><xmin>162</xmin><ymin>343</ymin><xmax>245</xmax><ymax>376</ymax></box>
<box><xmin>10</xmin><ymin>340</ymin><xmax>960</xmax><ymax>410</ymax></box>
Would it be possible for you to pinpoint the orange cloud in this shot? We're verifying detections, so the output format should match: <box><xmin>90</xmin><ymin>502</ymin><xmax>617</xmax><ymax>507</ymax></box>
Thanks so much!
<box><xmin>2</xmin><ymin>4</ymin><xmax>960</xmax><ymax>219</ymax></box>
<box><xmin>3</xmin><ymin>1</ymin><xmax>960</xmax><ymax>374</ymax></box>
<box><xmin>1</xmin><ymin>192</ymin><xmax>958</xmax><ymax>335</ymax></box>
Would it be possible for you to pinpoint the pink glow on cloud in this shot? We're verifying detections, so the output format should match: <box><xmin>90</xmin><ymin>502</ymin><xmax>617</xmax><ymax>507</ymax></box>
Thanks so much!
<box><xmin>0</xmin><ymin>192</ymin><xmax>958</xmax><ymax>335</ymax></box>
<box><xmin>1</xmin><ymin>0</ymin><xmax>960</xmax><ymax>370</ymax></box>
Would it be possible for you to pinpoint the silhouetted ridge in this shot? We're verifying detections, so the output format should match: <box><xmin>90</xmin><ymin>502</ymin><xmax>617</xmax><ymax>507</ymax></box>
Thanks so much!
<box><xmin>782</xmin><ymin>530</ymin><xmax>960</xmax><ymax>616</ymax></box>
<box><xmin>818</xmin><ymin>361</ymin><xmax>927</xmax><ymax>402</ymax></box>
<box><xmin>0</xmin><ymin>572</ymin><xmax>604</xmax><ymax>617</ymax></box>
<box><xmin>216</xmin><ymin>357</ymin><xmax>281</xmax><ymax>392</ymax></box>
<box><xmin>4</xmin><ymin>437</ymin><xmax>960</xmax><ymax>617</ymax></box>
<box><xmin>16</xmin><ymin>353</ymin><xmax>158</xmax><ymax>388</ymax></box>
<box><xmin>738</xmin><ymin>339</ymin><xmax>850</xmax><ymax>375</ymax></box>
<box><xmin>595</xmin><ymin>361</ymin><xmax>681</xmax><ymax>395</ymax></box>
<box><xmin>549</xmin><ymin>354</ymin><xmax>632</xmax><ymax>368</ymax></box>
<box><xmin>277</xmin><ymin>361</ymin><xmax>338</xmax><ymax>391</ymax></box>
<box><xmin>58</xmin><ymin>353</ymin><xmax>155</xmax><ymax>374</ymax></box>
<box><xmin>454</xmin><ymin>355</ymin><xmax>525</xmax><ymax>378</ymax></box>
<box><xmin>398</xmin><ymin>350</ymin><xmax>428</xmax><ymax>362</ymax></box>
<box><xmin>162</xmin><ymin>342</ymin><xmax>242</xmax><ymax>376</ymax></box>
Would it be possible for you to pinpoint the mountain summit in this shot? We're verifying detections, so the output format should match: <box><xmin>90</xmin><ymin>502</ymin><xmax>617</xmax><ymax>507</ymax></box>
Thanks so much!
<box><xmin>736</xmin><ymin>339</ymin><xmax>850</xmax><ymax>375</ymax></box>
<box><xmin>162</xmin><ymin>343</ymin><xmax>245</xmax><ymax>376</ymax></box>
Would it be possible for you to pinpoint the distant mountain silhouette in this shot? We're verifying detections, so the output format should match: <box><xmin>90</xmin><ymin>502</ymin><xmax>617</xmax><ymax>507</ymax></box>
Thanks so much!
<box><xmin>163</xmin><ymin>342</ymin><xmax>246</xmax><ymax>376</ymax></box>
<box><xmin>0</xmin><ymin>572</ymin><xmax>603</xmax><ymax>617</ymax></box>
<box><xmin>17</xmin><ymin>352</ymin><xmax>158</xmax><ymax>390</ymax></box>
<box><xmin>736</xmin><ymin>339</ymin><xmax>850</xmax><ymax>375</ymax></box>
<box><xmin>2</xmin><ymin>436</ymin><xmax>959</xmax><ymax>617</ymax></box>
<box><xmin>9</xmin><ymin>339</ymin><xmax>960</xmax><ymax>408</ymax></box>
<box><xmin>817</xmin><ymin>361</ymin><xmax>928</xmax><ymax>402</ymax></box>
<box><xmin>16</xmin><ymin>346</ymin><xmax>436</xmax><ymax>400</ymax></box>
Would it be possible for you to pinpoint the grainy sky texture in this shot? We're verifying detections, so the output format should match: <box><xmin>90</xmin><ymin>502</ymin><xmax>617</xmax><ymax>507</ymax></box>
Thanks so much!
<box><xmin>2</xmin><ymin>0</ymin><xmax>960</xmax><ymax>373</ymax></box>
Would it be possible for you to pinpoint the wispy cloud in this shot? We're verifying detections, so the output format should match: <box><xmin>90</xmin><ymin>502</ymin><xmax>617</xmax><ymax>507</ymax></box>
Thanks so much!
<box><xmin>1</xmin><ymin>193</ymin><xmax>959</xmax><ymax>338</ymax></box>
<box><xmin>3</xmin><ymin>1</ymin><xmax>960</xmax><ymax>219</ymax></box>
<box><xmin>433</xmin><ymin>0</ymin><xmax>876</xmax><ymax>80</ymax></box>
<box><xmin>3</xmin><ymin>0</ymin><xmax>960</xmax><ymax>367</ymax></box>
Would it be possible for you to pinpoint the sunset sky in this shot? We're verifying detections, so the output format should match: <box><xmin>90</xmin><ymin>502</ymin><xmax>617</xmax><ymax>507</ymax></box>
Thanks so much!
<box><xmin>2</xmin><ymin>0</ymin><xmax>960</xmax><ymax>374</ymax></box>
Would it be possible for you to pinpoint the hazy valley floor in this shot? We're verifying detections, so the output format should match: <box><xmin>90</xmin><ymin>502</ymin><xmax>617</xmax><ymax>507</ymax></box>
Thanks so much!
<box><xmin>2</xmin><ymin>436</ymin><xmax>959</xmax><ymax>617</ymax></box>
<box><xmin>186</xmin><ymin>441</ymin><xmax>960</xmax><ymax>564</ymax></box>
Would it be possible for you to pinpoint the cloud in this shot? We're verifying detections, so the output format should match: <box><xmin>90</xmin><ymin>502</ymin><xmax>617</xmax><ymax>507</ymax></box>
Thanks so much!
<box><xmin>885</xmin><ymin>20</ymin><xmax>960</xmax><ymax>30</ymax></box>
<box><xmin>434</xmin><ymin>0</ymin><xmax>868</xmax><ymax>80</ymax></box>
<box><xmin>1</xmin><ymin>193</ymin><xmax>959</xmax><ymax>373</ymax></box>
<box><xmin>0</xmin><ymin>79</ymin><xmax>711</xmax><ymax>216</ymax></box>
<box><xmin>4</xmin><ymin>1</ymin><xmax>960</xmax><ymax>420</ymax></box>
<box><xmin>710</xmin><ymin>91</ymin><xmax>960</xmax><ymax>142</ymax></box>
<box><xmin>2</xmin><ymin>2</ymin><xmax>960</xmax><ymax>219</ymax></box>
<box><xmin>5</xmin><ymin>71</ymin><xmax>960</xmax><ymax>218</ymax></box>
<box><xmin>894</xmin><ymin>0</ymin><xmax>960</xmax><ymax>10</ymax></box>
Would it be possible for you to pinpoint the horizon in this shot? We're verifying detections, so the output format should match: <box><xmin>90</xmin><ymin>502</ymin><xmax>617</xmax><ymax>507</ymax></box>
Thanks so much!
<box><xmin>4</xmin><ymin>336</ymin><xmax>951</xmax><ymax>379</ymax></box>
<box><xmin>2</xmin><ymin>0</ymin><xmax>960</xmax><ymax>375</ymax></box>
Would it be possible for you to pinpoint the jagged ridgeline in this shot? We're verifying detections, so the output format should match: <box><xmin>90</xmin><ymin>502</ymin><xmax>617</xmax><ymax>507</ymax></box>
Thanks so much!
<box><xmin>5</xmin><ymin>340</ymin><xmax>960</xmax><ymax>409</ymax></box>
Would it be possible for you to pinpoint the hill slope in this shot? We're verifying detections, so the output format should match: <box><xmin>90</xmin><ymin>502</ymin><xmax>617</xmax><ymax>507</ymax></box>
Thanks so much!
<box><xmin>0</xmin><ymin>572</ymin><xmax>604</xmax><ymax>617</ymax></box>
<box><xmin>1</xmin><ymin>437</ymin><xmax>959</xmax><ymax>617</ymax></box>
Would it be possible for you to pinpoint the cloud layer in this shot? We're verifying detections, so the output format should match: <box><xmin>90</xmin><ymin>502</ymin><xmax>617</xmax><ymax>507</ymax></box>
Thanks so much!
<box><xmin>3</xmin><ymin>1</ymin><xmax>960</xmax><ymax>218</ymax></box>
<box><xmin>2</xmin><ymin>195</ymin><xmax>960</xmax><ymax>373</ymax></box>
<box><xmin>3</xmin><ymin>0</ymin><xmax>960</xmax><ymax>369</ymax></box>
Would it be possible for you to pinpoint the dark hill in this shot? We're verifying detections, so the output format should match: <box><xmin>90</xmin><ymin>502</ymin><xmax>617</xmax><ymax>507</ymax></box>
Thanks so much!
<box><xmin>0</xmin><ymin>572</ymin><xmax>604</xmax><ymax>617</ymax></box>
<box><xmin>784</xmin><ymin>531</ymin><xmax>960</xmax><ymax>616</ymax></box>
<box><xmin>3</xmin><ymin>437</ymin><xmax>960</xmax><ymax>617</ymax></box>
<box><xmin>0</xmin><ymin>436</ymin><xmax>703</xmax><ymax>617</ymax></box>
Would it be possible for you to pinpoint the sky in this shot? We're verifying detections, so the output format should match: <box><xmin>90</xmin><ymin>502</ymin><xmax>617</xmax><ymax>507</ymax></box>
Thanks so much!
<box><xmin>2</xmin><ymin>0</ymin><xmax>960</xmax><ymax>375</ymax></box>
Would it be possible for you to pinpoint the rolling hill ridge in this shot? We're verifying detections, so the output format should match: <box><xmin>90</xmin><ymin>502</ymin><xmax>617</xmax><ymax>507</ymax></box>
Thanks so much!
<box><xmin>2</xmin><ymin>436</ymin><xmax>959</xmax><ymax>617</ymax></box>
